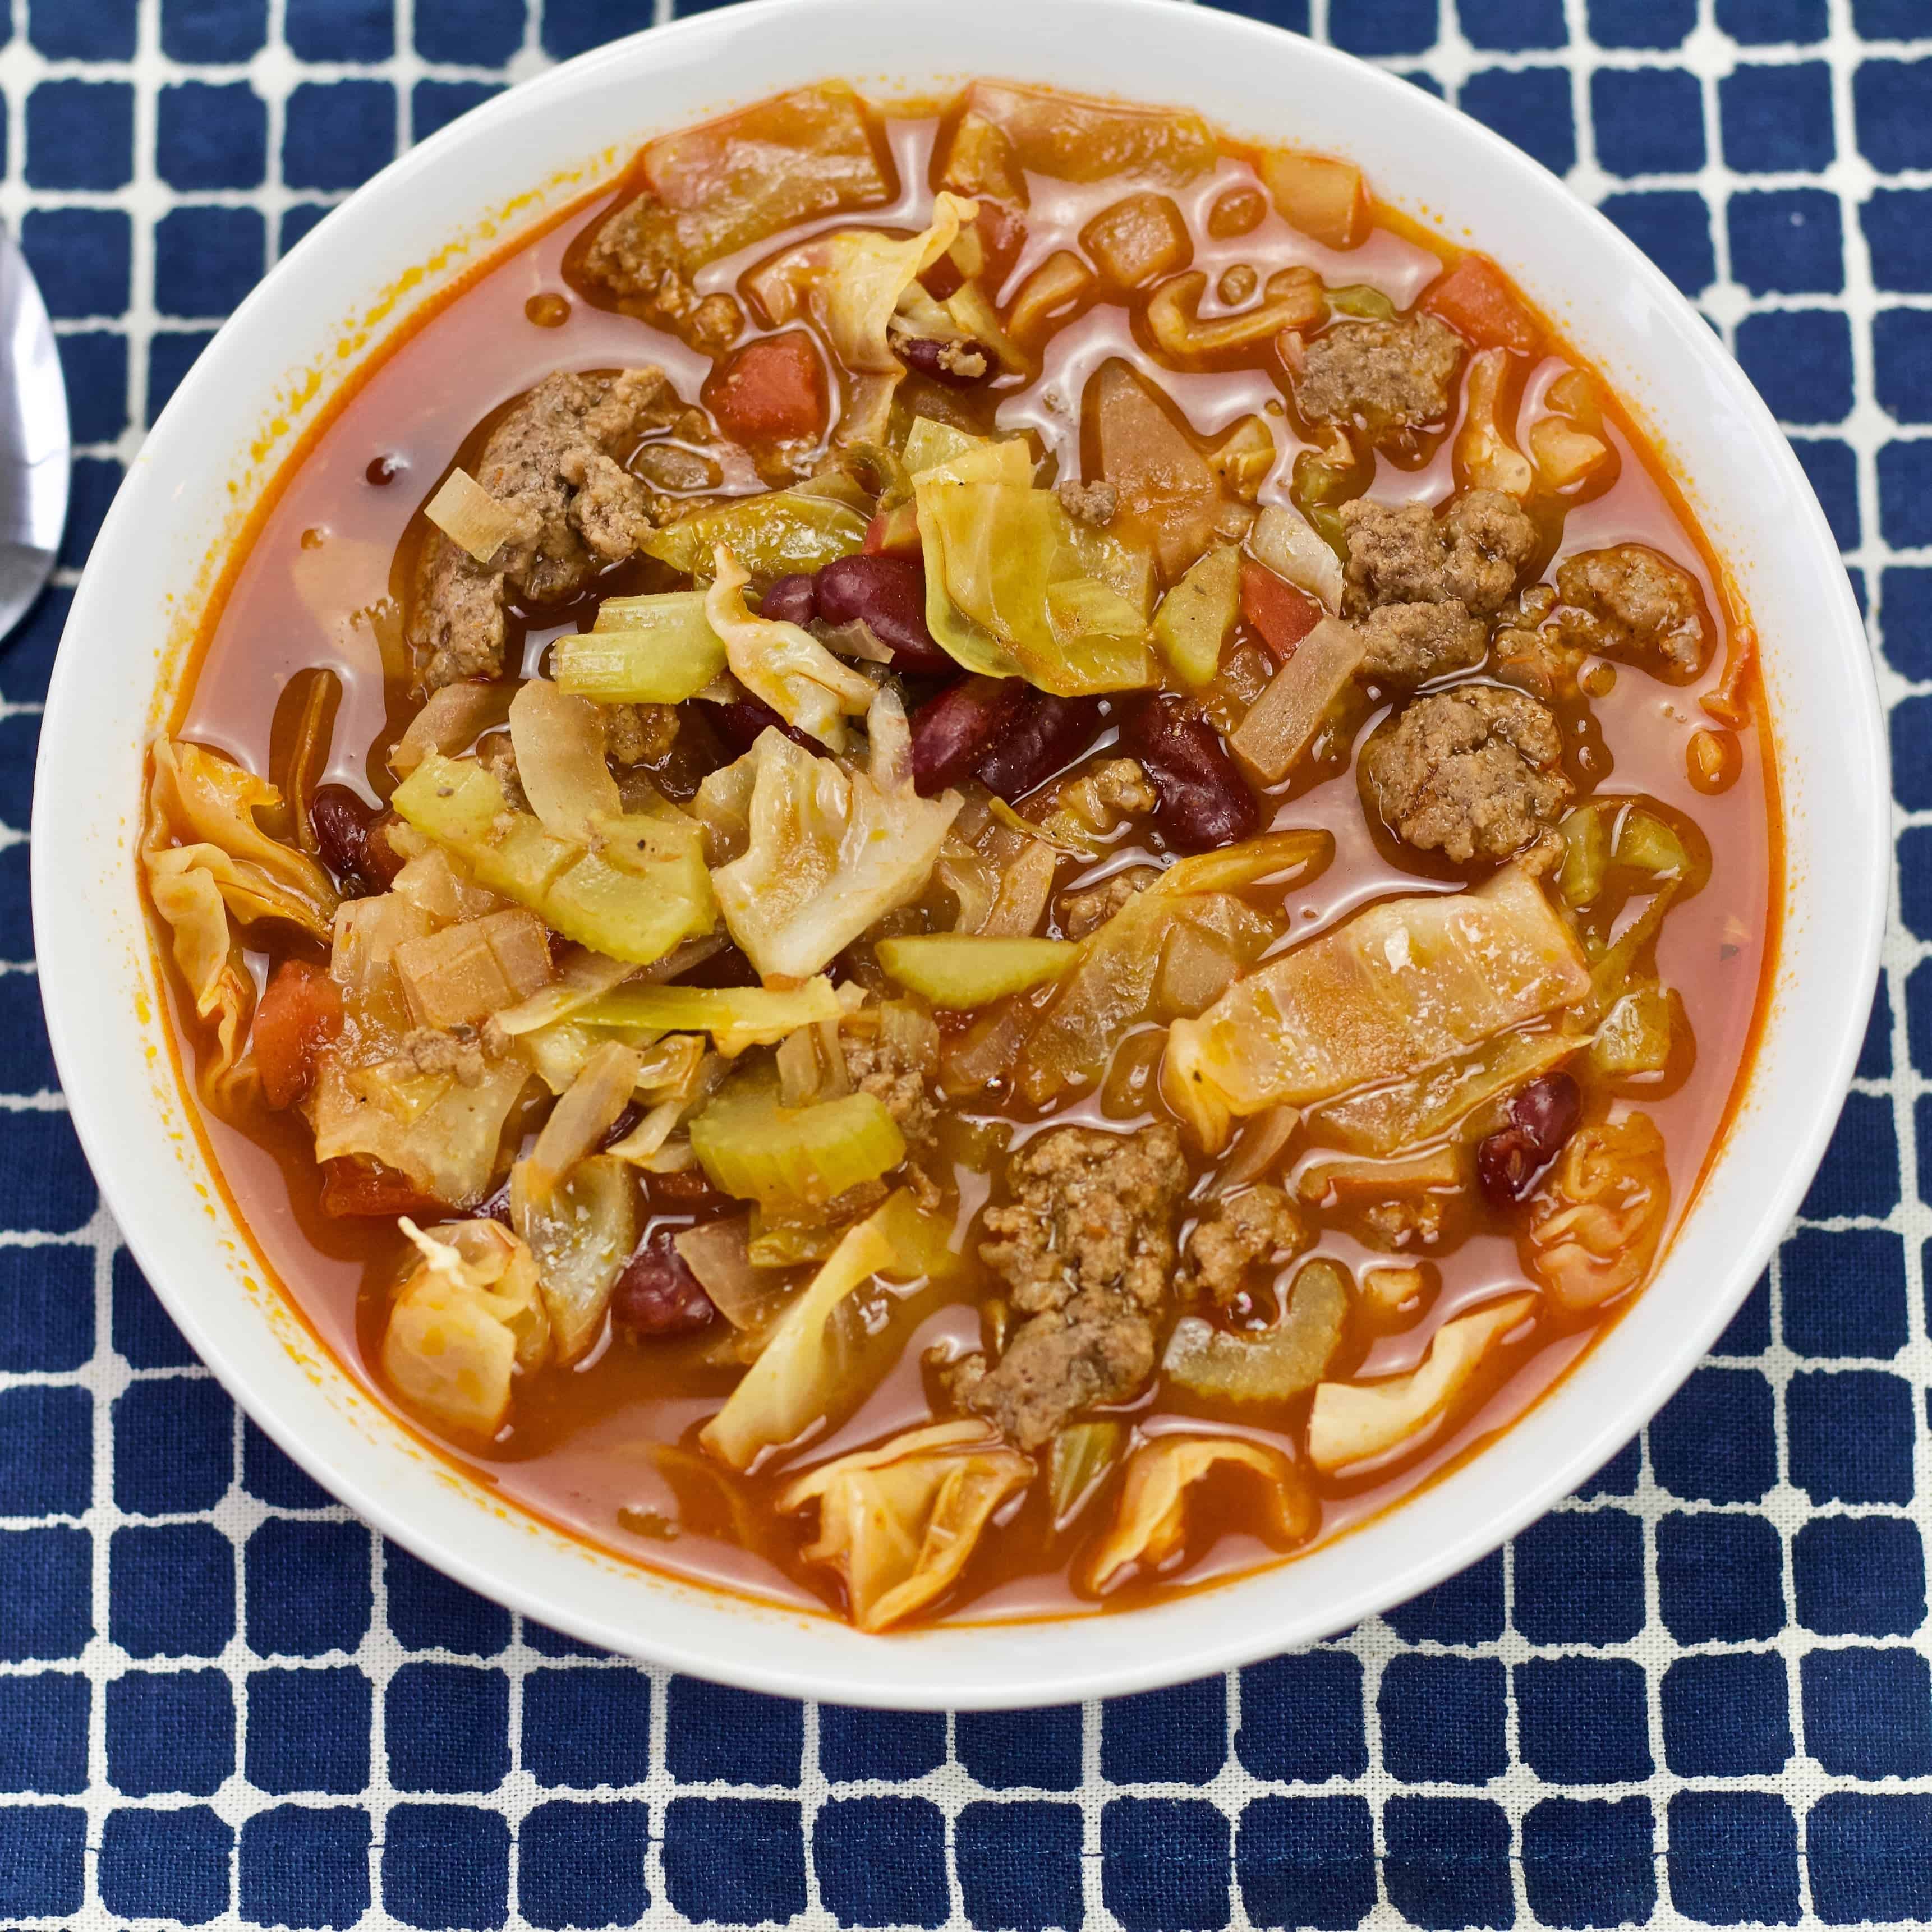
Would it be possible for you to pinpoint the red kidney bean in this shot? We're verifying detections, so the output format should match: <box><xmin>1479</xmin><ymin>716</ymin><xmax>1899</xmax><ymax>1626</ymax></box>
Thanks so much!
<box><xmin>973</xmin><ymin>692</ymin><xmax>1107</xmax><ymax>801</ymax></box>
<box><xmin>815</xmin><ymin>555</ymin><xmax>952</xmax><ymax>671</ymax></box>
<box><xmin>893</xmin><ymin>332</ymin><xmax>992</xmax><ymax>387</ymax></box>
<box><xmin>1513</xmin><ymin>1072</ymin><xmax>1581</xmax><ymax>1153</ymax></box>
<box><xmin>910</xmin><ymin>675</ymin><xmax>1029</xmax><ymax>793</ymax></box>
<box><xmin>758</xmin><ymin>573</ymin><xmax>817</xmax><ymax>627</ymax></box>
<box><xmin>597</xmin><ymin>1101</ymin><xmax>644</xmax><ymax>1153</ymax></box>
<box><xmin>699</xmin><ymin>695</ymin><xmax>821</xmax><ymax>756</ymax></box>
<box><xmin>611</xmin><ymin>1230</ymin><xmax>717</xmax><ymax>1339</ymax></box>
<box><xmin>311</xmin><ymin>784</ymin><xmax>378</xmax><ymax>891</ymax></box>
<box><xmin>1477</xmin><ymin>1071</ymin><xmax>1583</xmax><ymax>1210</ymax></box>
<box><xmin>1123</xmin><ymin>695</ymin><xmax>1261</xmax><ymax>852</ymax></box>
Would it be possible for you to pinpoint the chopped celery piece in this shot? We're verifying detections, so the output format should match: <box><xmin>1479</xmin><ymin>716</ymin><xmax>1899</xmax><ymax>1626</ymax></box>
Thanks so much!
<box><xmin>877</xmin><ymin>933</ymin><xmax>1076</xmax><ymax>1007</ymax></box>
<box><xmin>690</xmin><ymin>1077</ymin><xmax>907</xmax><ymax>1214</ymax></box>
<box><xmin>551</xmin><ymin>592</ymin><xmax>726</xmax><ymax>703</ymax></box>
<box><xmin>1327</xmin><ymin>283</ymin><xmax>1396</xmax><ymax>319</ymax></box>
<box><xmin>1557</xmin><ymin>803</ymin><xmax>1611</xmax><ymax>908</ymax></box>
<box><xmin>390</xmin><ymin>755</ymin><xmax>716</xmax><ymax>967</ymax></box>
<box><xmin>1163</xmin><ymin>1257</ymin><xmax>1349</xmax><ymax>1402</ymax></box>
<box><xmin>1153</xmin><ymin>545</ymin><xmax>1240</xmax><ymax>688</ymax></box>
<box><xmin>1048</xmin><ymin>1419</ymin><xmax>1126</xmax><ymax>1528</ymax></box>
<box><xmin>643</xmin><ymin>491</ymin><xmax>867</xmax><ymax>581</ymax></box>
<box><xmin>746</xmin><ymin>1213</ymin><xmax>846</xmax><ymax>1268</ymax></box>
<box><xmin>1591</xmin><ymin>983</ymin><xmax>1677</xmax><ymax>1076</ymax></box>
<box><xmin>578</xmin><ymin>977</ymin><xmax>840</xmax><ymax>1053</ymax></box>
<box><xmin>1614</xmin><ymin>808</ymin><xmax>1689</xmax><ymax>880</ymax></box>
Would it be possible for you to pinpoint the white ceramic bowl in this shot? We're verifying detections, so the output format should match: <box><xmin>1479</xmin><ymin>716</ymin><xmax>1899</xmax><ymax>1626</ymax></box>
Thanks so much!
<box><xmin>34</xmin><ymin>0</ymin><xmax>1885</xmax><ymax>1708</ymax></box>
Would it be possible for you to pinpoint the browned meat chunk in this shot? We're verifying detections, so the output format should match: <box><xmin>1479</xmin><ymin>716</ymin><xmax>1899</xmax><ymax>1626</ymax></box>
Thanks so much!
<box><xmin>1056</xmin><ymin>865</ymin><xmax>1157</xmax><ymax>940</ymax></box>
<box><xmin>1342</xmin><ymin>490</ymin><xmax>1538</xmax><ymax>618</ymax></box>
<box><xmin>1341</xmin><ymin>489</ymin><xmax>1538</xmax><ymax>684</ymax></box>
<box><xmin>954</xmin><ymin>1123</ymin><xmax>1188</xmax><ymax>1448</ymax></box>
<box><xmin>604</xmin><ymin>702</ymin><xmax>680</xmax><ymax>766</ymax></box>
<box><xmin>409</xmin><ymin>368</ymin><xmax>675</xmax><ymax>692</ymax></box>
<box><xmin>1056</xmin><ymin>477</ymin><xmax>1119</xmax><ymax>525</ymax></box>
<box><xmin>1356</xmin><ymin>602</ymin><xmax>1488</xmax><ymax>684</ymax></box>
<box><xmin>1294</xmin><ymin>312</ymin><xmax>1463</xmax><ymax>435</ymax></box>
<box><xmin>1179</xmin><ymin>1185</ymin><xmax>1309</xmax><ymax>1315</ymax></box>
<box><xmin>1360</xmin><ymin>685</ymin><xmax>1572</xmax><ymax>863</ymax></box>
<box><xmin>841</xmin><ymin>1001</ymin><xmax>941</xmax><ymax>1152</ymax></box>
<box><xmin>1552</xmin><ymin>544</ymin><xmax>1712</xmax><ymax>681</ymax></box>
<box><xmin>582</xmin><ymin>196</ymin><xmax>683</xmax><ymax>301</ymax></box>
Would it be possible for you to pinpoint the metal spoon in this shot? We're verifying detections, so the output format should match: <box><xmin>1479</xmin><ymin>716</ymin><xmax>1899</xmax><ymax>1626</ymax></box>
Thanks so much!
<box><xmin>0</xmin><ymin>225</ymin><xmax>68</xmax><ymax>640</ymax></box>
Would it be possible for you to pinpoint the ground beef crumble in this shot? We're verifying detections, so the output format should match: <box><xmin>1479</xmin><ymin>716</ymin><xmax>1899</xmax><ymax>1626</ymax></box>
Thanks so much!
<box><xmin>1056</xmin><ymin>866</ymin><xmax>1158</xmax><ymax>940</ymax></box>
<box><xmin>604</xmin><ymin>702</ymin><xmax>680</xmax><ymax>766</ymax></box>
<box><xmin>408</xmin><ymin>367</ymin><xmax>678</xmax><ymax>693</ymax></box>
<box><xmin>1341</xmin><ymin>489</ymin><xmax>1539</xmax><ymax>685</ymax></box>
<box><xmin>1552</xmin><ymin>544</ymin><xmax>1712</xmax><ymax>681</ymax></box>
<box><xmin>1294</xmin><ymin>312</ymin><xmax>1464</xmax><ymax>435</ymax></box>
<box><xmin>949</xmin><ymin>1123</ymin><xmax>1188</xmax><ymax>1450</ymax></box>
<box><xmin>1360</xmin><ymin>684</ymin><xmax>1572</xmax><ymax>864</ymax></box>
<box><xmin>1179</xmin><ymin>1185</ymin><xmax>1310</xmax><ymax>1317</ymax></box>
<box><xmin>1055</xmin><ymin>477</ymin><xmax>1119</xmax><ymax>525</ymax></box>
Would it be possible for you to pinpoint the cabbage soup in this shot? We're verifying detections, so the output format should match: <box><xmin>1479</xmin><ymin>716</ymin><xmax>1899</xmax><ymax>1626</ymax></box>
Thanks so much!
<box><xmin>143</xmin><ymin>81</ymin><xmax>1777</xmax><ymax>1630</ymax></box>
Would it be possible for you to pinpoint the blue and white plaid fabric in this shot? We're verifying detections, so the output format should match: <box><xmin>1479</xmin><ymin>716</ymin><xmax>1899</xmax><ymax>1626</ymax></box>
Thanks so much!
<box><xmin>2</xmin><ymin>1</ymin><xmax>1930</xmax><ymax>1925</ymax></box>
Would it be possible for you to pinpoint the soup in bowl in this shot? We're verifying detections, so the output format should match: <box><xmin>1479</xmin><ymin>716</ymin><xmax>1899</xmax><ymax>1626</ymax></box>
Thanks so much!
<box><xmin>38</xmin><ymin>0</ymin><xmax>1880</xmax><ymax>1704</ymax></box>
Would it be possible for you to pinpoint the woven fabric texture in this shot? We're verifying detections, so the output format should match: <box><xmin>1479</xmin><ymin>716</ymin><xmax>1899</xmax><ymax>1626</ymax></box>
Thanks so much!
<box><xmin>2</xmin><ymin>1</ymin><xmax>1929</xmax><ymax>1926</ymax></box>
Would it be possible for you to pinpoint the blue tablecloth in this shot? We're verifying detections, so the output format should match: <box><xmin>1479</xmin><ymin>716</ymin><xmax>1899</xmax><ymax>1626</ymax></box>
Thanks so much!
<box><xmin>3</xmin><ymin>2</ymin><xmax>1929</xmax><ymax>1926</ymax></box>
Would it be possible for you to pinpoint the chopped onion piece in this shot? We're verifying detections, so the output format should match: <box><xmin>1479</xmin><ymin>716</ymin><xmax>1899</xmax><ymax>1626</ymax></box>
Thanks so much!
<box><xmin>1229</xmin><ymin>616</ymin><xmax>1367</xmax><ymax>783</ymax></box>
<box><xmin>424</xmin><ymin>466</ymin><xmax>534</xmax><ymax>565</ymax></box>
<box><xmin>389</xmin><ymin>680</ymin><xmax>507</xmax><ymax>779</ymax></box>
<box><xmin>509</xmin><ymin>678</ymin><xmax>623</xmax><ymax>842</ymax></box>
<box><xmin>1250</xmin><ymin>504</ymin><xmax>1344</xmax><ymax>612</ymax></box>
<box><xmin>523</xmin><ymin>1040</ymin><xmax>642</xmax><ymax>1199</ymax></box>
<box><xmin>674</xmin><ymin>1217</ymin><xmax>790</xmax><ymax>1333</ymax></box>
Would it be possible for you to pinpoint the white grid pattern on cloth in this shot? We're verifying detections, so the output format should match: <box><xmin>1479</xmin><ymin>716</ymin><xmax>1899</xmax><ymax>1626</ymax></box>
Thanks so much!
<box><xmin>0</xmin><ymin>0</ymin><xmax>1926</xmax><ymax>1926</ymax></box>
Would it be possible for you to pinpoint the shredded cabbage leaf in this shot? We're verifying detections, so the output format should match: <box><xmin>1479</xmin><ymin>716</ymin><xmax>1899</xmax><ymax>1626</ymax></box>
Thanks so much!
<box><xmin>778</xmin><ymin>1419</ymin><xmax>1032</xmax><ymax>1630</ymax></box>
<box><xmin>706</xmin><ymin>545</ymin><xmax>876</xmax><ymax>750</ymax></box>
<box><xmin>149</xmin><ymin>738</ymin><xmax>339</xmax><ymax>937</ymax></box>
<box><xmin>753</xmin><ymin>192</ymin><xmax>978</xmax><ymax>375</ymax></box>
<box><xmin>701</xmin><ymin>1189</ymin><xmax>953</xmax><ymax>1470</ymax></box>
<box><xmin>511</xmin><ymin>1152</ymin><xmax>638</xmax><ymax>1362</ymax></box>
<box><xmin>1017</xmin><ymin>828</ymin><xmax>1332</xmax><ymax>1103</ymax></box>
<box><xmin>306</xmin><ymin>853</ymin><xmax>534</xmax><ymax>1207</ymax></box>
<box><xmin>645</xmin><ymin>489</ymin><xmax>868</xmax><ymax>583</ymax></box>
<box><xmin>1164</xmin><ymin>864</ymin><xmax>1592</xmax><ymax>1149</ymax></box>
<box><xmin>1307</xmin><ymin>1291</ymin><xmax>1538</xmax><ymax>1473</ymax></box>
<box><xmin>1086</xmin><ymin>1435</ymin><xmax>1313</xmax><ymax>1592</ymax></box>
<box><xmin>912</xmin><ymin>433</ymin><xmax>1160</xmax><ymax>694</ymax></box>
<box><xmin>640</xmin><ymin>82</ymin><xmax>895</xmax><ymax>270</ymax></box>
<box><xmin>381</xmin><ymin>1217</ymin><xmax>551</xmax><ymax>1436</ymax></box>
<box><xmin>709</xmin><ymin>689</ymin><xmax>961</xmax><ymax>984</ymax></box>
<box><xmin>143</xmin><ymin>739</ymin><xmax>342</xmax><ymax>1108</ymax></box>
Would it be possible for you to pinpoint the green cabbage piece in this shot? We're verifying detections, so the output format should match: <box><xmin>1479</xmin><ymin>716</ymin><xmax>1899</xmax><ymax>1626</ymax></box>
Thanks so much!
<box><xmin>643</xmin><ymin>490</ymin><xmax>867</xmax><ymax>582</ymax></box>
<box><xmin>912</xmin><ymin>437</ymin><xmax>1159</xmax><ymax>694</ymax></box>
<box><xmin>709</xmin><ymin>689</ymin><xmax>960</xmax><ymax>983</ymax></box>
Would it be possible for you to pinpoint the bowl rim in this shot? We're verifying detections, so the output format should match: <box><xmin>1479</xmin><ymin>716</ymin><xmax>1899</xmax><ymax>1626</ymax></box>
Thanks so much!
<box><xmin>31</xmin><ymin>0</ymin><xmax>1887</xmax><ymax>1708</ymax></box>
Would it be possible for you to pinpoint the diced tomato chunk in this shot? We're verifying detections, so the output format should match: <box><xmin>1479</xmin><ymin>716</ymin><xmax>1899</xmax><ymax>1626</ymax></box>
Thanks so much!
<box><xmin>703</xmin><ymin>331</ymin><xmax>827</xmax><ymax>443</ymax></box>
<box><xmin>1239</xmin><ymin>556</ymin><xmax>1321</xmax><ymax>662</ymax></box>
<box><xmin>254</xmin><ymin>959</ymin><xmax>343</xmax><ymax>1110</ymax></box>
<box><xmin>1421</xmin><ymin>254</ymin><xmax>1540</xmax><ymax>356</ymax></box>
<box><xmin>864</xmin><ymin>501</ymin><xmax>922</xmax><ymax>557</ymax></box>
<box><xmin>319</xmin><ymin>1157</ymin><xmax>444</xmax><ymax>1220</ymax></box>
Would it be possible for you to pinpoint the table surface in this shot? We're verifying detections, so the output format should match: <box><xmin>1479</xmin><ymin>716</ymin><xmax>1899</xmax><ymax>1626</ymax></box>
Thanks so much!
<box><xmin>2</xmin><ymin>1</ymin><xmax>1929</xmax><ymax>1928</ymax></box>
